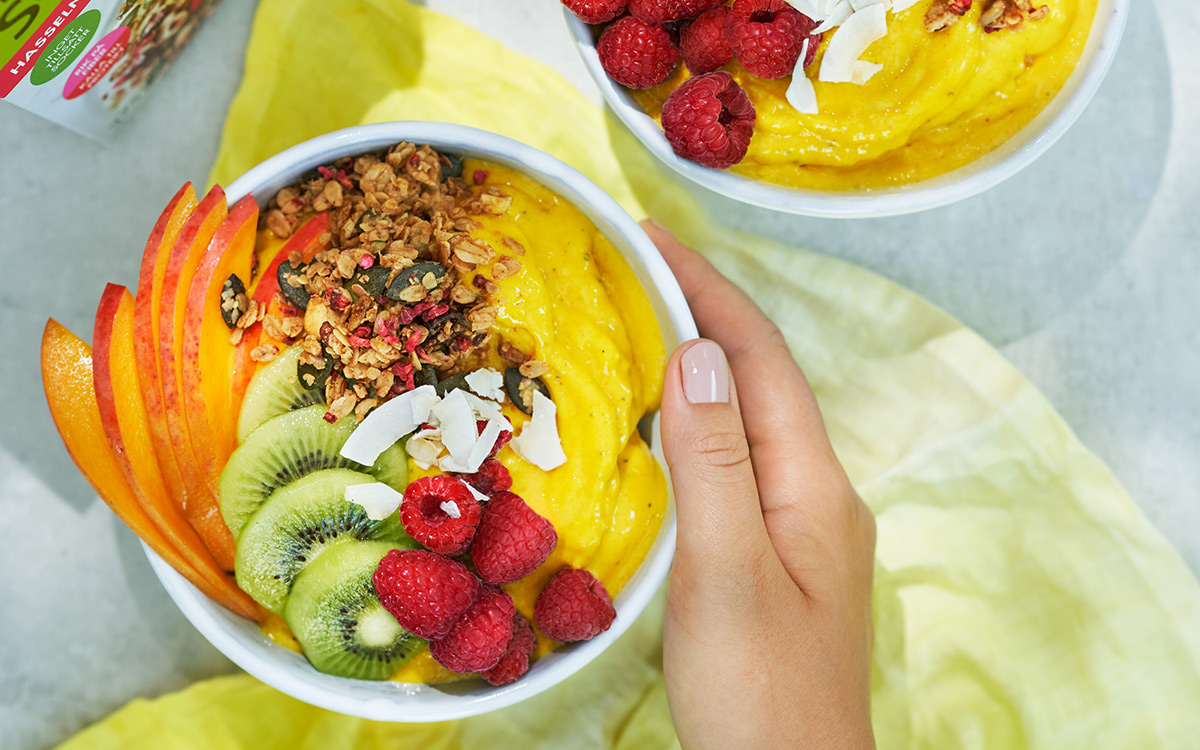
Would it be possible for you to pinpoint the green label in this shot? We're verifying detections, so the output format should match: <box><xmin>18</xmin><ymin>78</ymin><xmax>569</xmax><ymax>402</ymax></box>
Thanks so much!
<box><xmin>0</xmin><ymin>0</ymin><xmax>55</xmax><ymax>64</ymax></box>
<box><xmin>30</xmin><ymin>7</ymin><xmax>97</xmax><ymax>85</ymax></box>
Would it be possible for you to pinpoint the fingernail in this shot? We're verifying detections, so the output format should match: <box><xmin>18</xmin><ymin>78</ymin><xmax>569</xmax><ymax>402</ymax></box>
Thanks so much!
<box><xmin>681</xmin><ymin>341</ymin><xmax>729</xmax><ymax>404</ymax></box>
<box><xmin>643</xmin><ymin>218</ymin><xmax>671</xmax><ymax>236</ymax></box>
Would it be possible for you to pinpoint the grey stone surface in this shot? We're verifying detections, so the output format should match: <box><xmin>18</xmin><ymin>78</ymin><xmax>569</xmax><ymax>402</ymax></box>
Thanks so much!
<box><xmin>1</xmin><ymin>0</ymin><xmax>1196</xmax><ymax>747</ymax></box>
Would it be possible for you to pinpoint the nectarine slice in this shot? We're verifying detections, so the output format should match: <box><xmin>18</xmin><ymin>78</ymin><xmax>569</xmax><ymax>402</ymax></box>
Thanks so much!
<box><xmin>133</xmin><ymin>183</ymin><xmax>197</xmax><ymax>516</ymax></box>
<box><xmin>182</xmin><ymin>195</ymin><xmax>259</xmax><ymax>492</ymax></box>
<box><xmin>158</xmin><ymin>186</ymin><xmax>237</xmax><ymax>570</ymax></box>
<box><xmin>94</xmin><ymin>285</ymin><xmax>251</xmax><ymax>606</ymax></box>
<box><xmin>42</xmin><ymin>319</ymin><xmax>262</xmax><ymax>622</ymax></box>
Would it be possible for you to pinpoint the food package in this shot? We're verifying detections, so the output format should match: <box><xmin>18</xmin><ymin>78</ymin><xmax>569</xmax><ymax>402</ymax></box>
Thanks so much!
<box><xmin>1</xmin><ymin>0</ymin><xmax>221</xmax><ymax>139</ymax></box>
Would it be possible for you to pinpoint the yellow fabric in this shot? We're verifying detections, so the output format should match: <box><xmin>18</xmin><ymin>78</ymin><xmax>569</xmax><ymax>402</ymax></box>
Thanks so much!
<box><xmin>60</xmin><ymin>1</ymin><xmax>1200</xmax><ymax>747</ymax></box>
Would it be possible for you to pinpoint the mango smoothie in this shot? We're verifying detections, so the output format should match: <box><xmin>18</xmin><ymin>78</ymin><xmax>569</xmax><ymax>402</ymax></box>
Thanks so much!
<box><xmin>631</xmin><ymin>0</ymin><xmax>1099</xmax><ymax>190</ymax></box>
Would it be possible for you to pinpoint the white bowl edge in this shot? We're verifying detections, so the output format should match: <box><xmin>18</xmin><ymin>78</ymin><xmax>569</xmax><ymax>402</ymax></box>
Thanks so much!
<box><xmin>144</xmin><ymin>122</ymin><xmax>697</xmax><ymax>722</ymax></box>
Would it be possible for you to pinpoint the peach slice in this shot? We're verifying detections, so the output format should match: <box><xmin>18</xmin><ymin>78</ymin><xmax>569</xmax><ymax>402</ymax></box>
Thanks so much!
<box><xmin>158</xmin><ymin>186</ymin><xmax>237</xmax><ymax>570</ymax></box>
<box><xmin>132</xmin><ymin>183</ymin><xmax>197</xmax><ymax>520</ymax></box>
<box><xmin>182</xmin><ymin>195</ymin><xmax>259</xmax><ymax>491</ymax></box>
<box><xmin>42</xmin><ymin>318</ymin><xmax>262</xmax><ymax>622</ymax></box>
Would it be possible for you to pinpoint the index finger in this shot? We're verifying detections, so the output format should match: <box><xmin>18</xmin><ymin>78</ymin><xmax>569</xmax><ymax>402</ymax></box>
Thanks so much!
<box><xmin>642</xmin><ymin>220</ymin><xmax>854</xmax><ymax>531</ymax></box>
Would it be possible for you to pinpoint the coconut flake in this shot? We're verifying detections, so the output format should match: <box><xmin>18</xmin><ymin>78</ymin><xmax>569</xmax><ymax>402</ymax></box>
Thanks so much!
<box><xmin>849</xmin><ymin>0</ymin><xmax>889</xmax><ymax>10</ymax></box>
<box><xmin>890</xmin><ymin>0</ymin><xmax>921</xmax><ymax>11</ymax></box>
<box><xmin>786</xmin><ymin>0</ymin><xmax>825</xmax><ymax>19</ymax></box>
<box><xmin>432</xmin><ymin>389</ymin><xmax>477</xmax><ymax>465</ymax></box>
<box><xmin>787</xmin><ymin>41</ymin><xmax>820</xmax><ymax>114</ymax></box>
<box><xmin>818</xmin><ymin>3</ymin><xmax>888</xmax><ymax>84</ymax></box>
<box><xmin>466</xmin><ymin>420</ymin><xmax>504</xmax><ymax>469</ymax></box>
<box><xmin>440</xmin><ymin>500</ymin><xmax>461</xmax><ymax>519</ymax></box>
<box><xmin>465</xmin><ymin>368</ymin><xmax>506</xmax><ymax>402</ymax></box>
<box><xmin>406</xmin><ymin>429</ymin><xmax>443</xmax><ymax>469</ymax></box>
<box><xmin>461</xmin><ymin>391</ymin><xmax>512</xmax><ymax>432</ymax></box>
<box><xmin>345</xmin><ymin>482</ymin><xmax>405</xmax><ymax>521</ymax></box>
<box><xmin>510</xmin><ymin>391</ymin><xmax>567</xmax><ymax>471</ymax></box>
<box><xmin>813</xmin><ymin>0</ymin><xmax>854</xmax><ymax>32</ymax></box>
<box><xmin>464</xmin><ymin>482</ymin><xmax>489</xmax><ymax>504</ymax></box>
<box><xmin>410</xmin><ymin>387</ymin><xmax>442</xmax><ymax>427</ymax></box>
<box><xmin>339</xmin><ymin>385</ymin><xmax>438</xmax><ymax>466</ymax></box>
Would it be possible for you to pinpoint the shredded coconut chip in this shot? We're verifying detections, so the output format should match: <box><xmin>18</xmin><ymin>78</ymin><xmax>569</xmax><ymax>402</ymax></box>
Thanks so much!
<box><xmin>465</xmin><ymin>482</ymin><xmax>489</xmax><ymax>504</ymax></box>
<box><xmin>345</xmin><ymin>482</ymin><xmax>405</xmax><ymax>521</ymax></box>
<box><xmin>818</xmin><ymin>3</ymin><xmax>888</xmax><ymax>84</ymax></box>
<box><xmin>786</xmin><ymin>39</ymin><xmax>819</xmax><ymax>114</ymax></box>
<box><xmin>432</xmin><ymin>389</ymin><xmax>477</xmax><ymax>465</ymax></box>
<box><xmin>510</xmin><ymin>391</ymin><xmax>567</xmax><ymax>471</ymax></box>
<box><xmin>339</xmin><ymin>385</ymin><xmax>438</xmax><ymax>465</ymax></box>
<box><xmin>465</xmin><ymin>368</ymin><xmax>506</xmax><ymax>402</ymax></box>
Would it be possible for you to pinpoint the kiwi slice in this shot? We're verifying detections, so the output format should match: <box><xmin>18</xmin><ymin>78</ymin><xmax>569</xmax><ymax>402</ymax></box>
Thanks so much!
<box><xmin>219</xmin><ymin>404</ymin><xmax>408</xmax><ymax>540</ymax></box>
<box><xmin>237</xmin><ymin>346</ymin><xmax>324</xmax><ymax>442</ymax></box>
<box><xmin>235</xmin><ymin>469</ymin><xmax>416</xmax><ymax>614</ymax></box>
<box><xmin>285</xmin><ymin>540</ymin><xmax>425</xmax><ymax>680</ymax></box>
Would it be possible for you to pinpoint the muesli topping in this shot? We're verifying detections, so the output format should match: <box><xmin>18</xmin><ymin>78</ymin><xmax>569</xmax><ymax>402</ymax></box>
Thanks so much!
<box><xmin>252</xmin><ymin>142</ymin><xmax>529</xmax><ymax>422</ymax></box>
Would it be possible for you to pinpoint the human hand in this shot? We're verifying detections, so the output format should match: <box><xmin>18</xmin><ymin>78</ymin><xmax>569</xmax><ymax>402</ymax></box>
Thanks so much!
<box><xmin>644</xmin><ymin>221</ymin><xmax>877</xmax><ymax>750</ymax></box>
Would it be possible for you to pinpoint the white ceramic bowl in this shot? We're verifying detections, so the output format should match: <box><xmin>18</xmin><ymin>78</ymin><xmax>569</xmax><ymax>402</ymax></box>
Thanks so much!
<box><xmin>565</xmin><ymin>0</ymin><xmax>1129</xmax><ymax>218</ymax></box>
<box><xmin>143</xmin><ymin>122</ymin><xmax>697</xmax><ymax>722</ymax></box>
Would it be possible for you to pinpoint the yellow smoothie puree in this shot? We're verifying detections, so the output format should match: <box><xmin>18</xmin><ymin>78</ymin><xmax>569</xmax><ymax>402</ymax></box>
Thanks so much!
<box><xmin>255</xmin><ymin>160</ymin><xmax>668</xmax><ymax>683</ymax></box>
<box><xmin>633</xmin><ymin>0</ymin><xmax>1098</xmax><ymax>190</ymax></box>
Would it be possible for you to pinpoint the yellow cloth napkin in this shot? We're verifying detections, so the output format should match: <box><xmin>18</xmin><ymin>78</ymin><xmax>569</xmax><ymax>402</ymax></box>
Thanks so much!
<box><xmin>60</xmin><ymin>1</ymin><xmax>1200</xmax><ymax>747</ymax></box>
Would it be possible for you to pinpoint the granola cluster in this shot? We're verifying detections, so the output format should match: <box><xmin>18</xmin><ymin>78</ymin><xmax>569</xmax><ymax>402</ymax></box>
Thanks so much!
<box><xmin>924</xmin><ymin>0</ymin><xmax>1048</xmax><ymax>33</ymax></box>
<box><xmin>255</xmin><ymin>142</ymin><xmax>526</xmax><ymax>423</ymax></box>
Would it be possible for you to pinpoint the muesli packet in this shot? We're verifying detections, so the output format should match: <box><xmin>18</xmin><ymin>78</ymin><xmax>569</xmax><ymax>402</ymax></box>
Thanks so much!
<box><xmin>1</xmin><ymin>0</ymin><xmax>221</xmax><ymax>140</ymax></box>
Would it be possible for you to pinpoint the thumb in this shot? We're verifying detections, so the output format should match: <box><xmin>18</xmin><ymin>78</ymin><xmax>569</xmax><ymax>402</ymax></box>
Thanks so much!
<box><xmin>661</xmin><ymin>339</ymin><xmax>773</xmax><ymax>576</ymax></box>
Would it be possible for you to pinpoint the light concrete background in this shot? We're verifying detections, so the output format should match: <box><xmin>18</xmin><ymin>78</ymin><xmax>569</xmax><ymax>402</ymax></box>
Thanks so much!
<box><xmin>1</xmin><ymin>1</ymin><xmax>1196</xmax><ymax>747</ymax></box>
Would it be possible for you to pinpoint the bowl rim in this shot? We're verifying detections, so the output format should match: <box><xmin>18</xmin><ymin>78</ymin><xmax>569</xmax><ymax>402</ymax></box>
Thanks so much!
<box><xmin>144</xmin><ymin>121</ymin><xmax>697</xmax><ymax>722</ymax></box>
<box><xmin>564</xmin><ymin>0</ymin><xmax>1130</xmax><ymax>218</ymax></box>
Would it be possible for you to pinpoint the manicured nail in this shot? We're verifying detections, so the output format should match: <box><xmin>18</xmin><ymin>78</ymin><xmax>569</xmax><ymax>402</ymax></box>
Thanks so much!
<box><xmin>681</xmin><ymin>340</ymin><xmax>729</xmax><ymax>404</ymax></box>
<box><xmin>643</xmin><ymin>218</ymin><xmax>670</xmax><ymax>236</ymax></box>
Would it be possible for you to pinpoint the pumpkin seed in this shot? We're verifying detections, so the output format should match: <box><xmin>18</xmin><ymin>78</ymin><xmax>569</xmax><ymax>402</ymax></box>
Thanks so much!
<box><xmin>504</xmin><ymin>367</ymin><xmax>550</xmax><ymax>415</ymax></box>
<box><xmin>435</xmin><ymin>372</ymin><xmax>468</xmax><ymax>397</ymax></box>
<box><xmin>297</xmin><ymin>345</ymin><xmax>334</xmax><ymax>392</ymax></box>
<box><xmin>350</xmin><ymin>264</ymin><xmax>390</xmax><ymax>298</ymax></box>
<box><xmin>385</xmin><ymin>262</ymin><xmax>445</xmax><ymax>301</ymax></box>
<box><xmin>442</xmin><ymin>152</ymin><xmax>464</xmax><ymax>179</ymax></box>
<box><xmin>277</xmin><ymin>260</ymin><xmax>311</xmax><ymax>310</ymax></box>
<box><xmin>220</xmin><ymin>274</ymin><xmax>247</xmax><ymax>329</ymax></box>
<box><xmin>415</xmin><ymin>365</ymin><xmax>438</xmax><ymax>389</ymax></box>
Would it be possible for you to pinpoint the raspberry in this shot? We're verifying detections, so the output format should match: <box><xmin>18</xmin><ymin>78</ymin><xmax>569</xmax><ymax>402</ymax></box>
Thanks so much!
<box><xmin>470</xmin><ymin>491</ymin><xmax>558</xmax><ymax>585</ymax></box>
<box><xmin>400</xmin><ymin>475</ymin><xmax>481</xmax><ymax>556</ymax></box>
<box><xmin>562</xmin><ymin>0</ymin><xmax>627</xmax><ymax>24</ymax></box>
<box><xmin>679</xmin><ymin>6</ymin><xmax>732</xmax><ymax>75</ymax></box>
<box><xmin>660</xmin><ymin>71</ymin><xmax>756</xmax><ymax>169</ymax></box>
<box><xmin>535</xmin><ymin>568</ymin><xmax>617</xmax><ymax>642</ymax></box>
<box><xmin>480</xmin><ymin>614</ymin><xmax>537</xmax><ymax>686</ymax></box>
<box><xmin>373</xmin><ymin>549</ymin><xmax>481</xmax><ymax>640</ymax></box>
<box><xmin>429</xmin><ymin>586</ymin><xmax>516</xmax><ymax>673</ymax></box>
<box><xmin>629</xmin><ymin>0</ymin><xmax>725</xmax><ymax>24</ymax></box>
<box><xmin>459</xmin><ymin>458</ymin><xmax>512</xmax><ymax>497</ymax></box>
<box><xmin>597</xmin><ymin>15</ymin><xmax>681</xmax><ymax>90</ymax></box>
<box><xmin>727</xmin><ymin>0</ymin><xmax>819</xmax><ymax>79</ymax></box>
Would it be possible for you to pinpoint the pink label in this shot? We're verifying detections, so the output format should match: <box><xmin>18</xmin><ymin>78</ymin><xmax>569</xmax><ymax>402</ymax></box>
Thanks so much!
<box><xmin>0</xmin><ymin>0</ymin><xmax>88</xmax><ymax>98</ymax></box>
<box><xmin>63</xmin><ymin>24</ymin><xmax>128</xmax><ymax>100</ymax></box>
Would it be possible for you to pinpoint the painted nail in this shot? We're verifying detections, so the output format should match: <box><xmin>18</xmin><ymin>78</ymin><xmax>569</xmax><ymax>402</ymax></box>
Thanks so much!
<box><xmin>681</xmin><ymin>340</ymin><xmax>729</xmax><ymax>404</ymax></box>
<box><xmin>644</xmin><ymin>218</ymin><xmax>668</xmax><ymax>234</ymax></box>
